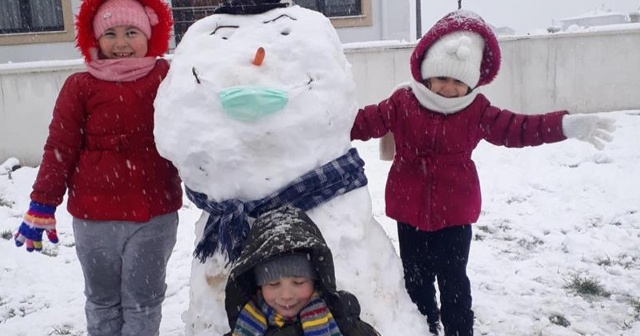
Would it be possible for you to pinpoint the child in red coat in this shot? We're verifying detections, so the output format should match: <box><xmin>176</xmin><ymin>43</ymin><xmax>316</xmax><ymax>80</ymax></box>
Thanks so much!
<box><xmin>13</xmin><ymin>0</ymin><xmax>182</xmax><ymax>334</ymax></box>
<box><xmin>351</xmin><ymin>9</ymin><xmax>615</xmax><ymax>336</ymax></box>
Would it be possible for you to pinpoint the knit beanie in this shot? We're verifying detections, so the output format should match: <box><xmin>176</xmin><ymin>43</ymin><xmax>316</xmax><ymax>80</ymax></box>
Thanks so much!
<box><xmin>255</xmin><ymin>253</ymin><xmax>316</xmax><ymax>286</ymax></box>
<box><xmin>93</xmin><ymin>0</ymin><xmax>158</xmax><ymax>39</ymax></box>
<box><xmin>421</xmin><ymin>31</ymin><xmax>485</xmax><ymax>88</ymax></box>
<box><xmin>410</xmin><ymin>9</ymin><xmax>501</xmax><ymax>88</ymax></box>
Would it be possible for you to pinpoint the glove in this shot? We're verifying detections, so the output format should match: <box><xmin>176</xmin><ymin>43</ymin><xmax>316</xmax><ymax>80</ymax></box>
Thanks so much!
<box><xmin>562</xmin><ymin>114</ymin><xmax>616</xmax><ymax>150</ymax></box>
<box><xmin>14</xmin><ymin>201</ymin><xmax>59</xmax><ymax>252</ymax></box>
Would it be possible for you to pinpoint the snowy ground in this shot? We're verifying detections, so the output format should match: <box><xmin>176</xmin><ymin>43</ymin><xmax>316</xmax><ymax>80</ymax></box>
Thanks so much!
<box><xmin>1</xmin><ymin>110</ymin><xmax>639</xmax><ymax>336</ymax></box>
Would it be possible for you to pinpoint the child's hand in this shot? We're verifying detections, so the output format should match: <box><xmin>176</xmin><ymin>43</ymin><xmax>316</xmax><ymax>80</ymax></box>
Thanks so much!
<box><xmin>14</xmin><ymin>225</ymin><xmax>59</xmax><ymax>252</ymax></box>
<box><xmin>562</xmin><ymin>114</ymin><xmax>616</xmax><ymax>150</ymax></box>
<box><xmin>14</xmin><ymin>201</ymin><xmax>59</xmax><ymax>252</ymax></box>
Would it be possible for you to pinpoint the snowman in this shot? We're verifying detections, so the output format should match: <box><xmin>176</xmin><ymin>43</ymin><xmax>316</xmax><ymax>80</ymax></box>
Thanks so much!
<box><xmin>154</xmin><ymin>1</ymin><xmax>429</xmax><ymax>335</ymax></box>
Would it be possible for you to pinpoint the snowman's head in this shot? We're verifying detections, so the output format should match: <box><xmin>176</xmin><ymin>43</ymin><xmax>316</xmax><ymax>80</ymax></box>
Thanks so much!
<box><xmin>154</xmin><ymin>5</ymin><xmax>358</xmax><ymax>200</ymax></box>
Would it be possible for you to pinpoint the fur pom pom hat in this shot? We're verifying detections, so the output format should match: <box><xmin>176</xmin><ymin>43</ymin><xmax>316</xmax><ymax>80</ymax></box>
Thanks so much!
<box><xmin>76</xmin><ymin>0</ymin><xmax>173</xmax><ymax>62</ymax></box>
<box><xmin>410</xmin><ymin>10</ymin><xmax>501</xmax><ymax>88</ymax></box>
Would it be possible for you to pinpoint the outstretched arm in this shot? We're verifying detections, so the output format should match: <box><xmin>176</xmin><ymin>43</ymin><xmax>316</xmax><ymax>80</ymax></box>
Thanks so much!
<box><xmin>480</xmin><ymin>105</ymin><xmax>568</xmax><ymax>148</ymax></box>
<box><xmin>351</xmin><ymin>96</ymin><xmax>400</xmax><ymax>142</ymax></box>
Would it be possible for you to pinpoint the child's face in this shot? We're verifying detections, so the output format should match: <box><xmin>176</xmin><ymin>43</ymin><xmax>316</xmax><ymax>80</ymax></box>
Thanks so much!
<box><xmin>426</xmin><ymin>76</ymin><xmax>470</xmax><ymax>98</ymax></box>
<box><xmin>98</xmin><ymin>25</ymin><xmax>148</xmax><ymax>59</ymax></box>
<box><xmin>260</xmin><ymin>276</ymin><xmax>315</xmax><ymax>318</ymax></box>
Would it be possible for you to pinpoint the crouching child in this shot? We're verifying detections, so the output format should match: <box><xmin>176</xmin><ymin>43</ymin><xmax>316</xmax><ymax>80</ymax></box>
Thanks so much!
<box><xmin>225</xmin><ymin>205</ymin><xmax>380</xmax><ymax>336</ymax></box>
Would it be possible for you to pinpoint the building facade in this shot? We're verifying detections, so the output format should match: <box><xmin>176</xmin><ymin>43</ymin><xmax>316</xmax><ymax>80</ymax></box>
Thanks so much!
<box><xmin>0</xmin><ymin>0</ymin><xmax>410</xmax><ymax>63</ymax></box>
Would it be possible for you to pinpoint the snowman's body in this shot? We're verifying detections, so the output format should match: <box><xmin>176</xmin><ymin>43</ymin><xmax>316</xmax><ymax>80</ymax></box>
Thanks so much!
<box><xmin>154</xmin><ymin>5</ymin><xmax>428</xmax><ymax>335</ymax></box>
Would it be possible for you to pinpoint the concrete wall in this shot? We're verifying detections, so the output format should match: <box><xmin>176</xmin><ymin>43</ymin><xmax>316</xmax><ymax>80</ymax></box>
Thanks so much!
<box><xmin>2</xmin><ymin>27</ymin><xmax>640</xmax><ymax>166</ymax></box>
<box><xmin>482</xmin><ymin>26</ymin><xmax>640</xmax><ymax>114</ymax></box>
<box><xmin>348</xmin><ymin>26</ymin><xmax>640</xmax><ymax>115</ymax></box>
<box><xmin>0</xmin><ymin>41</ymin><xmax>82</xmax><ymax>64</ymax></box>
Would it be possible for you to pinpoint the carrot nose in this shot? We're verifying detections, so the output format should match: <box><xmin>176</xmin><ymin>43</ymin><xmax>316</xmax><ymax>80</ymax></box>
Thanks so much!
<box><xmin>252</xmin><ymin>47</ymin><xmax>265</xmax><ymax>66</ymax></box>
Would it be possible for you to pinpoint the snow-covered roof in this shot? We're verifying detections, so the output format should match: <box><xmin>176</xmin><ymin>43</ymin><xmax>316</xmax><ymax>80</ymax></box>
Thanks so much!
<box><xmin>560</xmin><ymin>9</ymin><xmax>626</xmax><ymax>22</ymax></box>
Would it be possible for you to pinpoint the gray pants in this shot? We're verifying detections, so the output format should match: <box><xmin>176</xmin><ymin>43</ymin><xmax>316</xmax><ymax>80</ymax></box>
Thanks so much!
<box><xmin>73</xmin><ymin>212</ymin><xmax>178</xmax><ymax>336</ymax></box>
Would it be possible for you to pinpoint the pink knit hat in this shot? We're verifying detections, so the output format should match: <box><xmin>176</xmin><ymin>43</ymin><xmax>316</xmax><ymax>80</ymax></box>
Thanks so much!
<box><xmin>93</xmin><ymin>0</ymin><xmax>159</xmax><ymax>39</ymax></box>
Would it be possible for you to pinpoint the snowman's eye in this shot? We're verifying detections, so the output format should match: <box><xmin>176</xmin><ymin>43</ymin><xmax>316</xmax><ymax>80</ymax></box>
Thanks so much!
<box><xmin>211</xmin><ymin>25</ymin><xmax>239</xmax><ymax>39</ymax></box>
<box><xmin>263</xmin><ymin>14</ymin><xmax>297</xmax><ymax>24</ymax></box>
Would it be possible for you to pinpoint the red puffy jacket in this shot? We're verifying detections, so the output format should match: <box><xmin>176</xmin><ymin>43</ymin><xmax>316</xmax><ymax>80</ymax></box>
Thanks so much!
<box><xmin>31</xmin><ymin>60</ymin><xmax>182</xmax><ymax>222</ymax></box>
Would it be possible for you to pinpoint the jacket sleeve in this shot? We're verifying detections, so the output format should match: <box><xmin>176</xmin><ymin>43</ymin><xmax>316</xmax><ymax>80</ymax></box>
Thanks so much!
<box><xmin>30</xmin><ymin>75</ymin><xmax>86</xmax><ymax>206</ymax></box>
<box><xmin>350</xmin><ymin>93</ymin><xmax>401</xmax><ymax>141</ymax></box>
<box><xmin>479</xmin><ymin>103</ymin><xmax>568</xmax><ymax>148</ymax></box>
<box><xmin>331</xmin><ymin>291</ymin><xmax>381</xmax><ymax>336</ymax></box>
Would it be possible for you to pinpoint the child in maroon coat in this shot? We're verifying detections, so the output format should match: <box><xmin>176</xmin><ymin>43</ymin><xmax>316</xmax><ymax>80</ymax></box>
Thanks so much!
<box><xmin>13</xmin><ymin>0</ymin><xmax>182</xmax><ymax>335</ymax></box>
<box><xmin>351</xmin><ymin>9</ymin><xmax>615</xmax><ymax>336</ymax></box>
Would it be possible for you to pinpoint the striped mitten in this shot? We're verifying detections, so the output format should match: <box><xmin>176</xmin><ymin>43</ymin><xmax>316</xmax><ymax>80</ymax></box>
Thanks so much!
<box><xmin>14</xmin><ymin>201</ymin><xmax>59</xmax><ymax>252</ymax></box>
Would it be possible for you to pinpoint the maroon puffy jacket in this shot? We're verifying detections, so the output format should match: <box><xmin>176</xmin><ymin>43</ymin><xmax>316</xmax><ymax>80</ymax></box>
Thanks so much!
<box><xmin>351</xmin><ymin>87</ymin><xmax>567</xmax><ymax>232</ymax></box>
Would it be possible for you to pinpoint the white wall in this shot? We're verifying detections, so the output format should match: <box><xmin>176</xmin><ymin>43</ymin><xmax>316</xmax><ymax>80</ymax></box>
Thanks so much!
<box><xmin>0</xmin><ymin>42</ymin><xmax>81</xmax><ymax>64</ymax></box>
<box><xmin>0</xmin><ymin>61</ymin><xmax>81</xmax><ymax>166</ymax></box>
<box><xmin>347</xmin><ymin>26</ymin><xmax>640</xmax><ymax>115</ymax></box>
<box><xmin>346</xmin><ymin>43</ymin><xmax>413</xmax><ymax>105</ymax></box>
<box><xmin>2</xmin><ymin>27</ymin><xmax>640</xmax><ymax>166</ymax></box>
<box><xmin>482</xmin><ymin>26</ymin><xmax>640</xmax><ymax>114</ymax></box>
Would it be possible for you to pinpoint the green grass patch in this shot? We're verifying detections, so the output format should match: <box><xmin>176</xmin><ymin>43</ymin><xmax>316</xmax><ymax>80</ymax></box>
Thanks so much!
<box><xmin>50</xmin><ymin>324</ymin><xmax>81</xmax><ymax>335</ymax></box>
<box><xmin>549</xmin><ymin>314</ymin><xmax>571</xmax><ymax>327</ymax></box>
<box><xmin>1</xmin><ymin>230</ymin><xmax>13</xmax><ymax>240</ymax></box>
<box><xmin>0</xmin><ymin>196</ymin><xmax>13</xmax><ymax>208</ymax></box>
<box><xmin>41</xmin><ymin>246</ymin><xmax>59</xmax><ymax>257</ymax></box>
<box><xmin>596</xmin><ymin>256</ymin><xmax>613</xmax><ymax>267</ymax></box>
<box><xmin>631</xmin><ymin>298</ymin><xmax>640</xmax><ymax>318</ymax></box>
<box><xmin>563</xmin><ymin>272</ymin><xmax>611</xmax><ymax>298</ymax></box>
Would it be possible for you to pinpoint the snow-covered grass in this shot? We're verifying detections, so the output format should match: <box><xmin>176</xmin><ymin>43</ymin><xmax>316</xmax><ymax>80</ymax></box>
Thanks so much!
<box><xmin>1</xmin><ymin>110</ymin><xmax>639</xmax><ymax>336</ymax></box>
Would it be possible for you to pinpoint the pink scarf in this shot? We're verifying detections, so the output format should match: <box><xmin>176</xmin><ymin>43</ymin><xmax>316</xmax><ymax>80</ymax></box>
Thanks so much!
<box><xmin>87</xmin><ymin>57</ymin><xmax>157</xmax><ymax>82</ymax></box>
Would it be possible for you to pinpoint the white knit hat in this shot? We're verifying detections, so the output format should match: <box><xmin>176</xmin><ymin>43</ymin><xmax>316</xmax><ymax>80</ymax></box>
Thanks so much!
<box><xmin>93</xmin><ymin>0</ymin><xmax>158</xmax><ymax>39</ymax></box>
<box><xmin>420</xmin><ymin>31</ymin><xmax>485</xmax><ymax>88</ymax></box>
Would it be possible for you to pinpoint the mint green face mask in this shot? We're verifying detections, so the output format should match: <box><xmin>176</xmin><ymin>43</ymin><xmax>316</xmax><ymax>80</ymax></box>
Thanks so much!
<box><xmin>219</xmin><ymin>86</ymin><xmax>289</xmax><ymax>122</ymax></box>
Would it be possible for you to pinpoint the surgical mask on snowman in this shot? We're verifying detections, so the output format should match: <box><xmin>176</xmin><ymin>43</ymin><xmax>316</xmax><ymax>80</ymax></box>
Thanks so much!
<box><xmin>219</xmin><ymin>83</ymin><xmax>308</xmax><ymax>122</ymax></box>
<box><xmin>219</xmin><ymin>86</ymin><xmax>287</xmax><ymax>121</ymax></box>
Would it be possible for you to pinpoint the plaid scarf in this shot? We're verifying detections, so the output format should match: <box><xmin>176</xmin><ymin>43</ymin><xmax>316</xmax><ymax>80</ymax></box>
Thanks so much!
<box><xmin>233</xmin><ymin>292</ymin><xmax>343</xmax><ymax>336</ymax></box>
<box><xmin>186</xmin><ymin>148</ymin><xmax>367</xmax><ymax>263</ymax></box>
